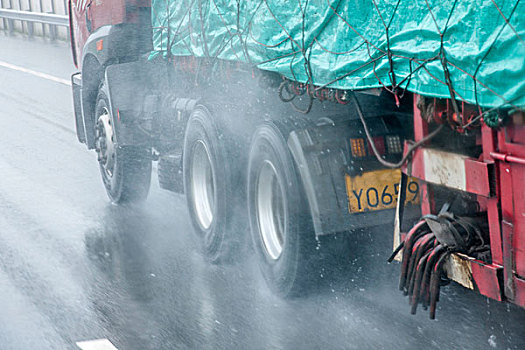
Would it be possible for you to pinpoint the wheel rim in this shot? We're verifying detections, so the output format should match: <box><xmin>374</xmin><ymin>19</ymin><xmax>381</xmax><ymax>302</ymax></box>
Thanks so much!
<box><xmin>256</xmin><ymin>160</ymin><xmax>286</xmax><ymax>260</ymax></box>
<box><xmin>191</xmin><ymin>140</ymin><xmax>215</xmax><ymax>230</ymax></box>
<box><xmin>95</xmin><ymin>107</ymin><xmax>116</xmax><ymax>179</ymax></box>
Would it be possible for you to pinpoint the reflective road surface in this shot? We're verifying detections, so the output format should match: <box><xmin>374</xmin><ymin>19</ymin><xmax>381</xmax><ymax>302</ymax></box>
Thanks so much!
<box><xmin>0</xmin><ymin>34</ymin><xmax>524</xmax><ymax>350</ymax></box>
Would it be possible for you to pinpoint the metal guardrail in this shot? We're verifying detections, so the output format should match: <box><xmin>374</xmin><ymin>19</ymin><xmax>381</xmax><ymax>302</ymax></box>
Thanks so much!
<box><xmin>1</xmin><ymin>0</ymin><xmax>69</xmax><ymax>40</ymax></box>
<box><xmin>0</xmin><ymin>8</ymin><xmax>67</xmax><ymax>26</ymax></box>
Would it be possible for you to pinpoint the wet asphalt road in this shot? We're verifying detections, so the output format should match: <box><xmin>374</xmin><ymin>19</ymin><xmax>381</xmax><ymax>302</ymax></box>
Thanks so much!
<box><xmin>0</xmin><ymin>34</ymin><xmax>524</xmax><ymax>350</ymax></box>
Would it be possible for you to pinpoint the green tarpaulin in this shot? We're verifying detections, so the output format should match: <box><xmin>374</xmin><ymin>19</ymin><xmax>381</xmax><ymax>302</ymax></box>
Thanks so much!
<box><xmin>151</xmin><ymin>0</ymin><xmax>525</xmax><ymax>108</ymax></box>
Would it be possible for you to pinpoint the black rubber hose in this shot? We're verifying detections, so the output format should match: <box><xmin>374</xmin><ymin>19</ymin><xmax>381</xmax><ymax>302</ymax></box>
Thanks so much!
<box><xmin>278</xmin><ymin>81</ymin><xmax>297</xmax><ymax>102</ymax></box>
<box><xmin>410</xmin><ymin>249</ymin><xmax>433</xmax><ymax>314</ymax></box>
<box><xmin>399</xmin><ymin>221</ymin><xmax>428</xmax><ymax>290</ymax></box>
<box><xmin>403</xmin><ymin>238</ymin><xmax>424</xmax><ymax>294</ymax></box>
<box><xmin>407</xmin><ymin>235</ymin><xmax>435</xmax><ymax>297</ymax></box>
<box><xmin>401</xmin><ymin>229</ymin><xmax>428</xmax><ymax>291</ymax></box>
<box><xmin>405</xmin><ymin>234</ymin><xmax>434</xmax><ymax>295</ymax></box>
<box><xmin>429</xmin><ymin>251</ymin><xmax>451</xmax><ymax>319</ymax></box>
<box><xmin>388</xmin><ymin>241</ymin><xmax>404</xmax><ymax>263</ymax></box>
<box><xmin>420</xmin><ymin>245</ymin><xmax>446</xmax><ymax>308</ymax></box>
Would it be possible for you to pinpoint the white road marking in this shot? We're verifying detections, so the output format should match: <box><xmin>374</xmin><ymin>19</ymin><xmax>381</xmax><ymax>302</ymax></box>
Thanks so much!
<box><xmin>76</xmin><ymin>339</ymin><xmax>119</xmax><ymax>350</ymax></box>
<box><xmin>0</xmin><ymin>60</ymin><xmax>71</xmax><ymax>86</ymax></box>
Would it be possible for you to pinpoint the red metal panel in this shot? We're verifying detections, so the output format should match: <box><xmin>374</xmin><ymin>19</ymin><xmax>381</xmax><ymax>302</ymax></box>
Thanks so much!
<box><xmin>404</xmin><ymin>143</ymin><xmax>425</xmax><ymax>179</ymax></box>
<box><xmin>406</xmin><ymin>95</ymin><xmax>426</xmax><ymax>179</ymax></box>
<box><xmin>90</xmin><ymin>0</ymin><xmax>124</xmax><ymax>31</ymax></box>
<box><xmin>514</xmin><ymin>276</ymin><xmax>525</xmax><ymax>308</ymax></box>
<box><xmin>410</xmin><ymin>94</ymin><xmax>433</xmax><ymax>215</ymax></box>
<box><xmin>464</xmin><ymin>158</ymin><xmax>492</xmax><ymax>197</ymax></box>
<box><xmin>111</xmin><ymin>0</ymin><xmax>127</xmax><ymax>24</ymax></box>
<box><xmin>481</xmin><ymin>123</ymin><xmax>497</xmax><ymax>160</ymax></box>
<box><xmin>487</xmin><ymin>198</ymin><xmax>504</xmax><ymax>265</ymax></box>
<box><xmin>499</xmin><ymin>162</ymin><xmax>514</xmax><ymax>222</ymax></box>
<box><xmin>496</xmin><ymin>123</ymin><xmax>525</xmax><ymax>281</ymax></box>
<box><xmin>471</xmin><ymin>262</ymin><xmax>503</xmax><ymax>301</ymax></box>
<box><xmin>506</xmin><ymin>124</ymin><xmax>525</xmax><ymax>153</ymax></box>
<box><xmin>510</xmin><ymin>162</ymin><xmax>525</xmax><ymax>278</ymax></box>
<box><xmin>419</xmin><ymin>183</ymin><xmax>434</xmax><ymax>216</ymax></box>
<box><xmin>407</xmin><ymin>147</ymin><xmax>493</xmax><ymax>197</ymax></box>
<box><xmin>403</xmin><ymin>146</ymin><xmax>433</xmax><ymax>215</ymax></box>
<box><xmin>504</xmin><ymin>123</ymin><xmax>525</xmax><ymax>306</ymax></box>
<box><xmin>413</xmin><ymin>95</ymin><xmax>429</xmax><ymax>141</ymax></box>
<box><xmin>502</xmin><ymin>221</ymin><xmax>515</xmax><ymax>300</ymax></box>
<box><xmin>71</xmin><ymin>1</ymin><xmax>89</xmax><ymax>67</ymax></box>
<box><xmin>480</xmin><ymin>124</ymin><xmax>503</xmax><ymax>266</ymax></box>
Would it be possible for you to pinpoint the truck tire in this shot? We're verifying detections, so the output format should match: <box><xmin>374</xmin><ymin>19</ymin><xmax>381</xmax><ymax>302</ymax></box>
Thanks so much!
<box><xmin>247</xmin><ymin>122</ymin><xmax>318</xmax><ymax>297</ymax></box>
<box><xmin>94</xmin><ymin>86</ymin><xmax>152</xmax><ymax>204</ymax></box>
<box><xmin>183</xmin><ymin>106</ymin><xmax>244</xmax><ymax>263</ymax></box>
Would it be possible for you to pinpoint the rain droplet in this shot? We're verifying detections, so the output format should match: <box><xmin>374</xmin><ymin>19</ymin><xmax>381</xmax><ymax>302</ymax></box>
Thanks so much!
<box><xmin>488</xmin><ymin>335</ymin><xmax>497</xmax><ymax>348</ymax></box>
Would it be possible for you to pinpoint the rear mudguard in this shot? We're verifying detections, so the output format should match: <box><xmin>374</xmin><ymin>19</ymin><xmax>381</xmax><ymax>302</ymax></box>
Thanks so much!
<box><xmin>287</xmin><ymin>116</ymin><xmax>419</xmax><ymax>236</ymax></box>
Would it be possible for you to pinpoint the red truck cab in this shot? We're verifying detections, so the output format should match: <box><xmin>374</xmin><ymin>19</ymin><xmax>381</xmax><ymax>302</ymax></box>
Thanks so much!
<box><xmin>69</xmin><ymin>0</ymin><xmax>151</xmax><ymax>149</ymax></box>
<box><xmin>69</xmin><ymin>0</ymin><xmax>150</xmax><ymax>68</ymax></box>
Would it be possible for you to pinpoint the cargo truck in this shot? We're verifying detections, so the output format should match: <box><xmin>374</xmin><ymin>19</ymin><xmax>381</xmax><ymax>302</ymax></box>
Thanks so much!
<box><xmin>69</xmin><ymin>0</ymin><xmax>524</xmax><ymax>315</ymax></box>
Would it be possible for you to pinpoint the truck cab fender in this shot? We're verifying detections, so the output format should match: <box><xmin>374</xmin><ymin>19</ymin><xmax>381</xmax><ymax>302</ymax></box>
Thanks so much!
<box><xmin>78</xmin><ymin>24</ymin><xmax>149</xmax><ymax>148</ymax></box>
<box><xmin>77</xmin><ymin>25</ymin><xmax>111</xmax><ymax>149</ymax></box>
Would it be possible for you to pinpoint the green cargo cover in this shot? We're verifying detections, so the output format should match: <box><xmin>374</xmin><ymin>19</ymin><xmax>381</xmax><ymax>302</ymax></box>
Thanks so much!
<box><xmin>151</xmin><ymin>0</ymin><xmax>524</xmax><ymax>109</ymax></box>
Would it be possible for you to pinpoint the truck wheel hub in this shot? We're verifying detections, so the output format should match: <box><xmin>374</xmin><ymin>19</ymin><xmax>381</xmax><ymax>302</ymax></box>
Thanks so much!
<box><xmin>191</xmin><ymin>140</ymin><xmax>215</xmax><ymax>230</ymax></box>
<box><xmin>95</xmin><ymin>108</ymin><xmax>116</xmax><ymax>178</ymax></box>
<box><xmin>257</xmin><ymin>160</ymin><xmax>285</xmax><ymax>260</ymax></box>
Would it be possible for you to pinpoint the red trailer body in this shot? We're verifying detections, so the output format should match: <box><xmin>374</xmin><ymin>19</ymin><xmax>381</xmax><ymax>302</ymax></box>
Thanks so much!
<box><xmin>395</xmin><ymin>95</ymin><xmax>525</xmax><ymax>310</ymax></box>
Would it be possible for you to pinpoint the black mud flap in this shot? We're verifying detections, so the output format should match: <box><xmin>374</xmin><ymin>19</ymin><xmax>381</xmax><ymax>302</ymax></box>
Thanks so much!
<box><xmin>104</xmin><ymin>60</ymin><xmax>168</xmax><ymax>147</ymax></box>
<box><xmin>287</xmin><ymin>119</ymin><xmax>420</xmax><ymax>236</ymax></box>
<box><xmin>71</xmin><ymin>72</ymin><xmax>86</xmax><ymax>144</ymax></box>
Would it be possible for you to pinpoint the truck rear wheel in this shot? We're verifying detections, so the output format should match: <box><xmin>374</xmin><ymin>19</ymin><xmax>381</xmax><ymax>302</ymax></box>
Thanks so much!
<box><xmin>183</xmin><ymin>106</ymin><xmax>245</xmax><ymax>263</ymax></box>
<box><xmin>247</xmin><ymin>122</ymin><xmax>318</xmax><ymax>297</ymax></box>
<box><xmin>94</xmin><ymin>87</ymin><xmax>151</xmax><ymax>204</ymax></box>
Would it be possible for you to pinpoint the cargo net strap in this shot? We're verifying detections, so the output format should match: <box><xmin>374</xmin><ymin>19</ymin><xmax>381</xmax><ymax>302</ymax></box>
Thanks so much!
<box><xmin>150</xmin><ymin>0</ymin><xmax>524</xmax><ymax>118</ymax></box>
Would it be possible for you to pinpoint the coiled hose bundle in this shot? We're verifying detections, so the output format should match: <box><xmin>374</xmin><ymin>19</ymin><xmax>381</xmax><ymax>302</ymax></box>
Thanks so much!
<box><xmin>389</xmin><ymin>212</ymin><xmax>490</xmax><ymax>319</ymax></box>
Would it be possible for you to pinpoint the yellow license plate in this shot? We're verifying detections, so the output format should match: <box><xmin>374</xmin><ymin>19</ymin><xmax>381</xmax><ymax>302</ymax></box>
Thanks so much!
<box><xmin>345</xmin><ymin>169</ymin><xmax>420</xmax><ymax>213</ymax></box>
